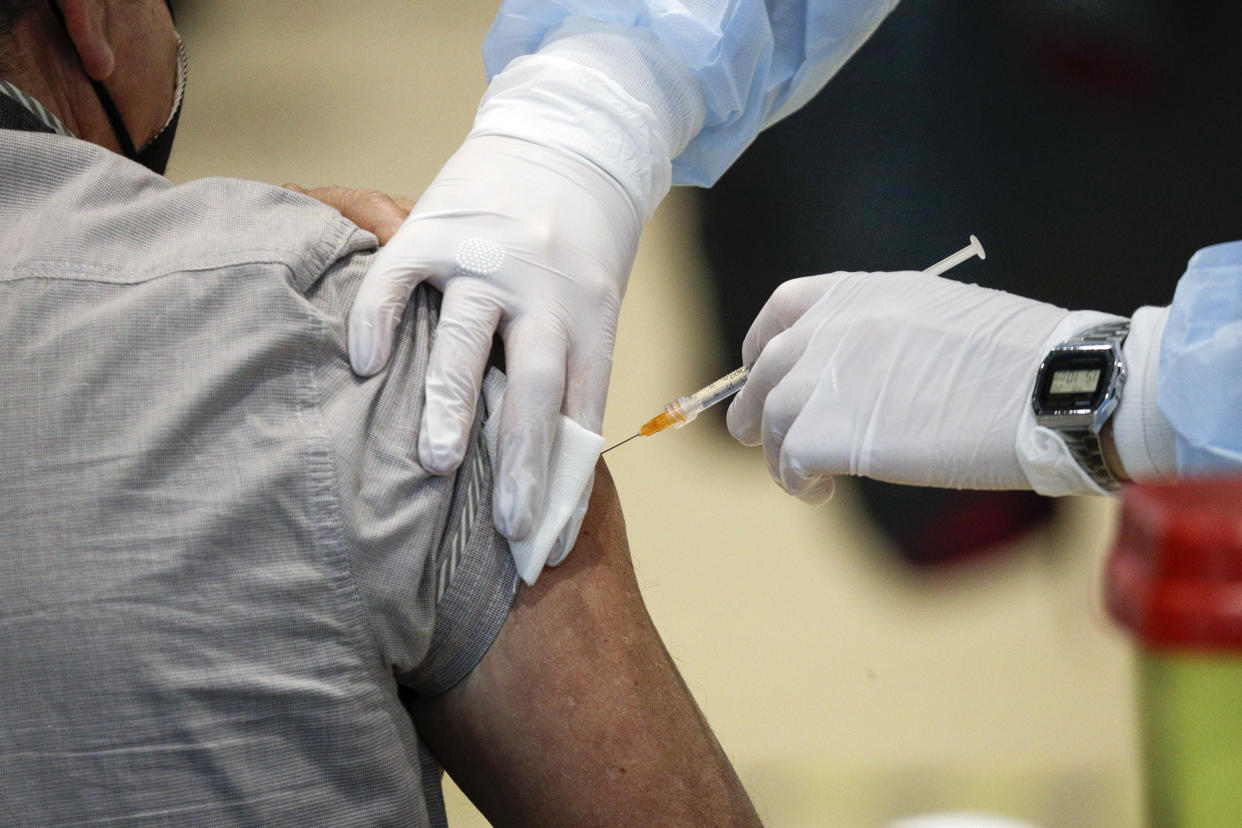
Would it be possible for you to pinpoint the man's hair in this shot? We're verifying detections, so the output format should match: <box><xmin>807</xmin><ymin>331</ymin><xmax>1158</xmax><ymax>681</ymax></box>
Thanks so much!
<box><xmin>0</xmin><ymin>1</ymin><xmax>39</xmax><ymax>73</ymax></box>
<box><xmin>0</xmin><ymin>0</ymin><xmax>36</xmax><ymax>34</ymax></box>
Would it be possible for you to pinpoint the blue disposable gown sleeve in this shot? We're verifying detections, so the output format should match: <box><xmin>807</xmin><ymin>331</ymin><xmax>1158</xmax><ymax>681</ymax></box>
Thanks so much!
<box><xmin>1159</xmin><ymin>240</ymin><xmax>1242</xmax><ymax>474</ymax></box>
<box><xmin>482</xmin><ymin>0</ymin><xmax>901</xmax><ymax>187</ymax></box>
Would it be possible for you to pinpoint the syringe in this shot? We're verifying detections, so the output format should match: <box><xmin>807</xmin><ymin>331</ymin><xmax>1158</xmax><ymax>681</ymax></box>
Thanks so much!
<box><xmin>602</xmin><ymin>235</ymin><xmax>986</xmax><ymax>454</ymax></box>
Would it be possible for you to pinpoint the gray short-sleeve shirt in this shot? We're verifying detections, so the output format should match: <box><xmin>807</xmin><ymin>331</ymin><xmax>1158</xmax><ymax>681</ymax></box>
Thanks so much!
<box><xmin>0</xmin><ymin>130</ymin><xmax>517</xmax><ymax>826</ymax></box>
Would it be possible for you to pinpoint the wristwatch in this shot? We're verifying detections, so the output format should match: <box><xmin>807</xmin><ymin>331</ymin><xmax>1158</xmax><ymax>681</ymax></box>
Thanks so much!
<box><xmin>1031</xmin><ymin>321</ymin><xmax>1130</xmax><ymax>491</ymax></box>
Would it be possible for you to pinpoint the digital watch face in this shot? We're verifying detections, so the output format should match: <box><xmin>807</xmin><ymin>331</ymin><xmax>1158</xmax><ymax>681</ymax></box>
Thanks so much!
<box><xmin>1034</xmin><ymin>350</ymin><xmax>1112</xmax><ymax>414</ymax></box>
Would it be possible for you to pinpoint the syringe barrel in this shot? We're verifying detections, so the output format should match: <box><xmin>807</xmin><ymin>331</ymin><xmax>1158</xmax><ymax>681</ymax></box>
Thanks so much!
<box><xmin>686</xmin><ymin>365</ymin><xmax>751</xmax><ymax>412</ymax></box>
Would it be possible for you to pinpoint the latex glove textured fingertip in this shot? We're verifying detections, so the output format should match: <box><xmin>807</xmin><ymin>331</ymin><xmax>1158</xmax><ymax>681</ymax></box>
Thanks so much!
<box><xmin>420</xmin><ymin>363</ymin><xmax>490</xmax><ymax>477</ymax></box>
<box><xmin>793</xmin><ymin>475</ymin><xmax>836</xmax><ymax>505</ymax></box>
<box><xmin>726</xmin><ymin>393</ymin><xmax>762</xmax><ymax>447</ymax></box>
<box><xmin>547</xmin><ymin>476</ymin><xmax>593</xmax><ymax>568</ymax></box>
<box><xmin>492</xmin><ymin>411</ymin><xmax>557</xmax><ymax>543</ymax></box>
<box><xmin>730</xmin><ymin>322</ymin><xmax>819</xmax><ymax>450</ymax></box>
<box><xmin>779</xmin><ymin>449</ymin><xmax>836</xmax><ymax>504</ymax></box>
<box><xmin>419</xmin><ymin>283</ymin><xmax>505</xmax><ymax>476</ymax></box>
<box><xmin>350</xmin><ymin>286</ymin><xmax>419</xmax><ymax>376</ymax></box>
<box><xmin>350</xmin><ymin>230</ymin><xmax>432</xmax><ymax>376</ymax></box>
<box><xmin>348</xmin><ymin>316</ymin><xmax>388</xmax><ymax>377</ymax></box>
<box><xmin>494</xmin><ymin>473</ymin><xmax>536</xmax><ymax>542</ymax></box>
<box><xmin>418</xmin><ymin>427</ymin><xmax>466</xmax><ymax>477</ymax></box>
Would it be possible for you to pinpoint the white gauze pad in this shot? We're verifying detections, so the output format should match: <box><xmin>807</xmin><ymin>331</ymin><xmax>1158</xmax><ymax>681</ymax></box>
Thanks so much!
<box><xmin>481</xmin><ymin>371</ymin><xmax>604</xmax><ymax>584</ymax></box>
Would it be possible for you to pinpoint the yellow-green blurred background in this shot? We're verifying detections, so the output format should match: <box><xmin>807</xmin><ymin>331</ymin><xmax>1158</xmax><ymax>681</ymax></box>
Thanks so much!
<box><xmin>169</xmin><ymin>3</ymin><xmax>1141</xmax><ymax>824</ymax></box>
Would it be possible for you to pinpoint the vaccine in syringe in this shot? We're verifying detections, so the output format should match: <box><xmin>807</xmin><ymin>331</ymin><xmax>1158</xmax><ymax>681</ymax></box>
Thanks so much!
<box><xmin>603</xmin><ymin>235</ymin><xmax>986</xmax><ymax>454</ymax></box>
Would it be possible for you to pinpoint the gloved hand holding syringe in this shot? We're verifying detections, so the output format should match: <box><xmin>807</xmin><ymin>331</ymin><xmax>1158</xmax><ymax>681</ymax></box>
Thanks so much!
<box><xmin>603</xmin><ymin>236</ymin><xmax>987</xmax><ymax>454</ymax></box>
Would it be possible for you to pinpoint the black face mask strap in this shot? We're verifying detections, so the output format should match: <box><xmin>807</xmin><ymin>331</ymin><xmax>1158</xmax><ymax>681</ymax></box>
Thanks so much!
<box><xmin>47</xmin><ymin>0</ymin><xmax>139</xmax><ymax>157</ymax></box>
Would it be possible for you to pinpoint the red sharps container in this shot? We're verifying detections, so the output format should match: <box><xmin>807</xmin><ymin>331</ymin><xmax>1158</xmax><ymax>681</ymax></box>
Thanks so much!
<box><xmin>1105</xmin><ymin>478</ymin><xmax>1242</xmax><ymax>827</ymax></box>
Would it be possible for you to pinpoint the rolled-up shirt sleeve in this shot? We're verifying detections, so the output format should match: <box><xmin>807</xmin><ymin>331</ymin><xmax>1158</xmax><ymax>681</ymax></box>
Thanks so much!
<box><xmin>483</xmin><ymin>0</ymin><xmax>900</xmax><ymax>187</ymax></box>
<box><xmin>1159</xmin><ymin>240</ymin><xmax>1242</xmax><ymax>473</ymax></box>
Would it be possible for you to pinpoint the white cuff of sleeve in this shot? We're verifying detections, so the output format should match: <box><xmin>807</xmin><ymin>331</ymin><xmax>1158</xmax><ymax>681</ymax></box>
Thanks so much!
<box><xmin>538</xmin><ymin>22</ymin><xmax>706</xmax><ymax>160</ymax></box>
<box><xmin>482</xmin><ymin>371</ymin><xmax>604</xmax><ymax>585</ymax></box>
<box><xmin>1110</xmin><ymin>305</ymin><xmax>1177</xmax><ymax>482</ymax></box>
<box><xmin>1015</xmin><ymin>310</ymin><xmax>1128</xmax><ymax>497</ymax></box>
<box><xmin>472</xmin><ymin>23</ymin><xmax>705</xmax><ymax>221</ymax></box>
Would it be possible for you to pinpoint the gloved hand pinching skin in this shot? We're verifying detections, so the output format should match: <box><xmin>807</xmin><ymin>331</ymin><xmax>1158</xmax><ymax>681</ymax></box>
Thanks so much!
<box><xmin>726</xmin><ymin>271</ymin><xmax>1070</xmax><ymax>500</ymax></box>
<box><xmin>348</xmin><ymin>134</ymin><xmax>641</xmax><ymax>541</ymax></box>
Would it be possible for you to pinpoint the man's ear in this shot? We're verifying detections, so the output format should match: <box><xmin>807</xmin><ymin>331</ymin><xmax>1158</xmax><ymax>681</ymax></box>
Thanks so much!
<box><xmin>56</xmin><ymin>0</ymin><xmax>115</xmax><ymax>81</ymax></box>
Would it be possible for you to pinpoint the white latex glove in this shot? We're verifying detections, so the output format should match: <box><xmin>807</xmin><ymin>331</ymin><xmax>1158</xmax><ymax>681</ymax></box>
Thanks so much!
<box><xmin>348</xmin><ymin>26</ymin><xmax>706</xmax><ymax>544</ymax></box>
<box><xmin>726</xmin><ymin>271</ymin><xmax>1077</xmax><ymax>501</ymax></box>
<box><xmin>349</xmin><ymin>132</ymin><xmax>639</xmax><ymax>540</ymax></box>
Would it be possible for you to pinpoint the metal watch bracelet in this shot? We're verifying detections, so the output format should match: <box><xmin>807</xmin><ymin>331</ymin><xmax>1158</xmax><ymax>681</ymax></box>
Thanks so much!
<box><xmin>1042</xmin><ymin>321</ymin><xmax>1130</xmax><ymax>492</ymax></box>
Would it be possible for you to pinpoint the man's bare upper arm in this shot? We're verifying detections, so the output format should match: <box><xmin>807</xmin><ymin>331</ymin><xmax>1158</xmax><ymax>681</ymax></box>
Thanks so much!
<box><xmin>407</xmin><ymin>459</ymin><xmax>762</xmax><ymax>827</ymax></box>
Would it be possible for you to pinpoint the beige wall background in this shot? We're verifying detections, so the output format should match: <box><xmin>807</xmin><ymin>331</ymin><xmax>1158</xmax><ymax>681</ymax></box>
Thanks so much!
<box><xmin>170</xmin><ymin>3</ymin><xmax>1142</xmax><ymax>824</ymax></box>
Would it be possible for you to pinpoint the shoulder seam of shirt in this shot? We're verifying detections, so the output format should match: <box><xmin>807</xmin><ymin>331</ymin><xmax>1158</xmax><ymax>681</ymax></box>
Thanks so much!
<box><xmin>308</xmin><ymin>215</ymin><xmax>375</xmax><ymax>274</ymax></box>
<box><xmin>0</xmin><ymin>218</ymin><xmax>374</xmax><ymax>288</ymax></box>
